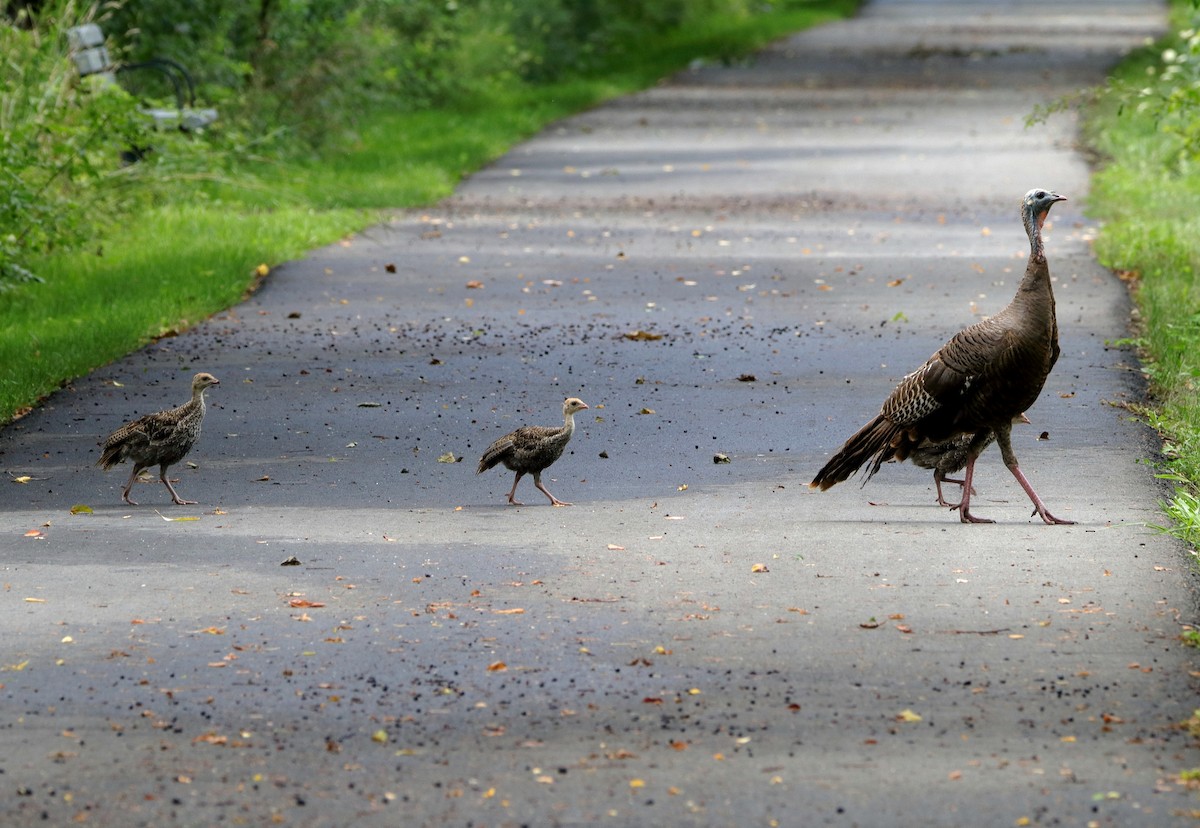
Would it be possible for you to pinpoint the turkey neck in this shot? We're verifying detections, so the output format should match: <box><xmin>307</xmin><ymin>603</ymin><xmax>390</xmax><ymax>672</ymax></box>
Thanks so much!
<box><xmin>561</xmin><ymin>409</ymin><xmax>577</xmax><ymax>437</ymax></box>
<box><xmin>187</xmin><ymin>385</ymin><xmax>208</xmax><ymax>419</ymax></box>
<box><xmin>1008</xmin><ymin>205</ymin><xmax>1057</xmax><ymax>326</ymax></box>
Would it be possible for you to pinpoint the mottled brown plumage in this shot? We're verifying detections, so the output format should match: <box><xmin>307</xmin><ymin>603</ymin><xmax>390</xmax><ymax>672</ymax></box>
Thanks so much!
<box><xmin>98</xmin><ymin>372</ymin><xmax>219</xmax><ymax>505</ymax></box>
<box><xmin>477</xmin><ymin>397</ymin><xmax>588</xmax><ymax>506</ymax></box>
<box><xmin>908</xmin><ymin>413</ymin><xmax>1030</xmax><ymax>507</ymax></box>
<box><xmin>810</xmin><ymin>189</ymin><xmax>1073</xmax><ymax>524</ymax></box>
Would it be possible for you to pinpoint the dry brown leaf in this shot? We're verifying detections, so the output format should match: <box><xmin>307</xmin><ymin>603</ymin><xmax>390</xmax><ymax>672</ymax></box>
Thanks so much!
<box><xmin>493</xmin><ymin>608</ymin><xmax>525</xmax><ymax>615</ymax></box>
<box><xmin>289</xmin><ymin>599</ymin><xmax>326</xmax><ymax>608</ymax></box>
<box><xmin>624</xmin><ymin>330</ymin><xmax>663</xmax><ymax>341</ymax></box>
<box><xmin>487</xmin><ymin>661</ymin><xmax>507</xmax><ymax>672</ymax></box>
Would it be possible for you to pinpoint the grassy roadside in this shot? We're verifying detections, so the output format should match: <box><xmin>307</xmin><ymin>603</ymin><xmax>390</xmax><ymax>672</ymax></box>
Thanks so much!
<box><xmin>0</xmin><ymin>0</ymin><xmax>857</xmax><ymax>423</ymax></box>
<box><xmin>1083</xmin><ymin>3</ymin><xmax>1200</xmax><ymax>547</ymax></box>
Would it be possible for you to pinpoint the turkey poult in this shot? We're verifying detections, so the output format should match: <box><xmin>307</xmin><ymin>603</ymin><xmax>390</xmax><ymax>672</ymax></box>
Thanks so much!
<box><xmin>908</xmin><ymin>413</ymin><xmax>1030</xmax><ymax>508</ymax></box>
<box><xmin>810</xmin><ymin>188</ymin><xmax>1074</xmax><ymax>525</ymax></box>
<box><xmin>477</xmin><ymin>397</ymin><xmax>589</xmax><ymax>506</ymax></box>
<box><xmin>98</xmin><ymin>372</ymin><xmax>219</xmax><ymax>506</ymax></box>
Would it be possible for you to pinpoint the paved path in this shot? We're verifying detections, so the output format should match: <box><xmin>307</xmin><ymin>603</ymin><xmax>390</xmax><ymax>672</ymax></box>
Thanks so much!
<box><xmin>3</xmin><ymin>1</ymin><xmax>1195</xmax><ymax>826</ymax></box>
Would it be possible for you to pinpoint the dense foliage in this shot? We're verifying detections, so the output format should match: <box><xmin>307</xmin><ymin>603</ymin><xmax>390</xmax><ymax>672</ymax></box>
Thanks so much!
<box><xmin>0</xmin><ymin>0</ymin><xmax>786</xmax><ymax>288</ymax></box>
<box><xmin>1084</xmin><ymin>1</ymin><xmax>1200</xmax><ymax>545</ymax></box>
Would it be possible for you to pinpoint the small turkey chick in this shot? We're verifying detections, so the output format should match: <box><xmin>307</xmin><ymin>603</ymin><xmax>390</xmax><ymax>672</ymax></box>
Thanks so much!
<box><xmin>98</xmin><ymin>372</ymin><xmax>219</xmax><ymax>506</ymax></box>
<box><xmin>908</xmin><ymin>413</ymin><xmax>1030</xmax><ymax>507</ymax></box>
<box><xmin>477</xmin><ymin>397</ymin><xmax>588</xmax><ymax>506</ymax></box>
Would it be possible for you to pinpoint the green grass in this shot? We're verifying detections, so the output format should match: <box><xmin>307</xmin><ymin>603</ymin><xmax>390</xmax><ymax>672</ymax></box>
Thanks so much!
<box><xmin>0</xmin><ymin>206</ymin><xmax>360</xmax><ymax>416</ymax></box>
<box><xmin>0</xmin><ymin>0</ymin><xmax>856</xmax><ymax>422</ymax></box>
<box><xmin>1084</xmin><ymin>1</ymin><xmax>1200</xmax><ymax>547</ymax></box>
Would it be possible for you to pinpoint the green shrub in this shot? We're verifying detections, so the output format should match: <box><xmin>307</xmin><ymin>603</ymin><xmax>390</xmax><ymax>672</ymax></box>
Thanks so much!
<box><xmin>0</xmin><ymin>0</ymin><xmax>243</xmax><ymax>287</ymax></box>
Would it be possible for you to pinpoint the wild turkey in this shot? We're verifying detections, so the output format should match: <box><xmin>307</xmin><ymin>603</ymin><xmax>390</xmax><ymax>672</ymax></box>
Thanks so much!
<box><xmin>98</xmin><ymin>372</ymin><xmax>219</xmax><ymax>505</ymax></box>
<box><xmin>477</xmin><ymin>397</ymin><xmax>589</xmax><ymax>506</ymax></box>
<box><xmin>810</xmin><ymin>188</ymin><xmax>1073</xmax><ymax>525</ymax></box>
<box><xmin>908</xmin><ymin>413</ymin><xmax>1030</xmax><ymax>507</ymax></box>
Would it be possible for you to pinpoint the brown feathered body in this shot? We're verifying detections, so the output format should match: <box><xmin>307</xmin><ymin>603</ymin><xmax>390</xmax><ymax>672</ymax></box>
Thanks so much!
<box><xmin>478</xmin><ymin>397</ymin><xmax>588</xmax><ymax>506</ymax></box>
<box><xmin>98</xmin><ymin>372</ymin><xmax>219</xmax><ymax>505</ymax></box>
<box><xmin>908</xmin><ymin>413</ymin><xmax>1029</xmax><ymax>507</ymax></box>
<box><xmin>810</xmin><ymin>189</ymin><xmax>1072</xmax><ymax>524</ymax></box>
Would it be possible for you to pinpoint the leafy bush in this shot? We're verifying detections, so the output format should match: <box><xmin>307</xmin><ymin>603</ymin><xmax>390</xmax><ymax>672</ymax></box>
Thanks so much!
<box><xmin>1</xmin><ymin>0</ymin><xmax>828</xmax><ymax>287</ymax></box>
<box><xmin>0</xmin><ymin>0</ymin><xmax>236</xmax><ymax>288</ymax></box>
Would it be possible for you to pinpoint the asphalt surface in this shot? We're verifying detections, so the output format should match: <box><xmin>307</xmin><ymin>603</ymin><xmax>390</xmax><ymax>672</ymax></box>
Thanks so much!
<box><xmin>2</xmin><ymin>1</ymin><xmax>1197</xmax><ymax>826</ymax></box>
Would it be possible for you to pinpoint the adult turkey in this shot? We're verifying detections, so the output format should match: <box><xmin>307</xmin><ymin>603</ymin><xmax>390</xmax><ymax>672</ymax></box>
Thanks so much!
<box><xmin>478</xmin><ymin>397</ymin><xmax>589</xmax><ymax>506</ymax></box>
<box><xmin>98</xmin><ymin>372</ymin><xmax>219</xmax><ymax>505</ymax></box>
<box><xmin>809</xmin><ymin>188</ymin><xmax>1073</xmax><ymax>524</ymax></box>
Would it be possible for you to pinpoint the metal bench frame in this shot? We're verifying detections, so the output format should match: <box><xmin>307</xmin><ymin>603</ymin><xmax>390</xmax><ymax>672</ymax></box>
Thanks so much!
<box><xmin>67</xmin><ymin>23</ymin><xmax>218</xmax><ymax>132</ymax></box>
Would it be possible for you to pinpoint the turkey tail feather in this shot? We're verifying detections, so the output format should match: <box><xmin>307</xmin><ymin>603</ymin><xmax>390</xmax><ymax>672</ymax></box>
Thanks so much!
<box><xmin>810</xmin><ymin>416</ymin><xmax>904</xmax><ymax>491</ymax></box>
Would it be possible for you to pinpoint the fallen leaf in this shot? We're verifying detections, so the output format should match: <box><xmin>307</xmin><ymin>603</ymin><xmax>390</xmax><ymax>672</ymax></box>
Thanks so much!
<box><xmin>198</xmin><ymin>627</ymin><xmax>225</xmax><ymax>635</ymax></box>
<box><xmin>736</xmin><ymin>374</ymin><xmax>756</xmax><ymax>382</ymax></box>
<box><xmin>638</xmin><ymin>408</ymin><xmax>655</xmax><ymax>415</ymax></box>
<box><xmin>751</xmin><ymin>563</ymin><xmax>769</xmax><ymax>573</ymax></box>
<box><xmin>487</xmin><ymin>661</ymin><xmax>507</xmax><ymax>672</ymax></box>
<box><xmin>623</xmin><ymin>330</ymin><xmax>664</xmax><ymax>341</ymax></box>
<box><xmin>859</xmin><ymin>619</ymin><xmax>880</xmax><ymax>629</ymax></box>
<box><xmin>895</xmin><ymin>625</ymin><xmax>913</xmax><ymax>634</ymax></box>
<box><xmin>280</xmin><ymin>556</ymin><xmax>301</xmax><ymax>566</ymax></box>
<box><xmin>289</xmin><ymin>599</ymin><xmax>326</xmax><ymax>608</ymax></box>
<box><xmin>24</xmin><ymin>530</ymin><xmax>42</xmax><ymax>537</ymax></box>
<box><xmin>11</xmin><ymin>476</ymin><xmax>32</xmax><ymax>484</ymax></box>
<box><xmin>293</xmin><ymin>613</ymin><xmax>312</xmax><ymax>622</ymax></box>
<box><xmin>466</xmin><ymin>280</ymin><xmax>484</xmax><ymax>289</ymax></box>
<box><xmin>887</xmin><ymin>278</ymin><xmax>905</xmax><ymax>287</ymax></box>
<box><xmin>492</xmin><ymin>608</ymin><xmax>525</xmax><ymax>615</ymax></box>
<box><xmin>154</xmin><ymin>511</ymin><xmax>199</xmax><ymax>522</ymax></box>
<box><xmin>713</xmin><ymin>453</ymin><xmax>730</xmax><ymax>464</ymax></box>
<box><xmin>24</xmin><ymin>597</ymin><xmax>46</xmax><ymax>603</ymax></box>
<box><xmin>437</xmin><ymin>452</ymin><xmax>458</xmax><ymax>463</ymax></box>
<box><xmin>629</xmin><ymin>779</ymin><xmax>645</xmax><ymax>789</ymax></box>
<box><xmin>607</xmin><ymin>544</ymin><xmax>626</xmax><ymax>551</ymax></box>
<box><xmin>357</xmin><ymin>401</ymin><xmax>382</xmax><ymax>408</ymax></box>
<box><xmin>371</xmin><ymin>729</ymin><xmax>389</xmax><ymax>744</ymax></box>
<box><xmin>896</xmin><ymin>709</ymin><xmax>922</xmax><ymax>723</ymax></box>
